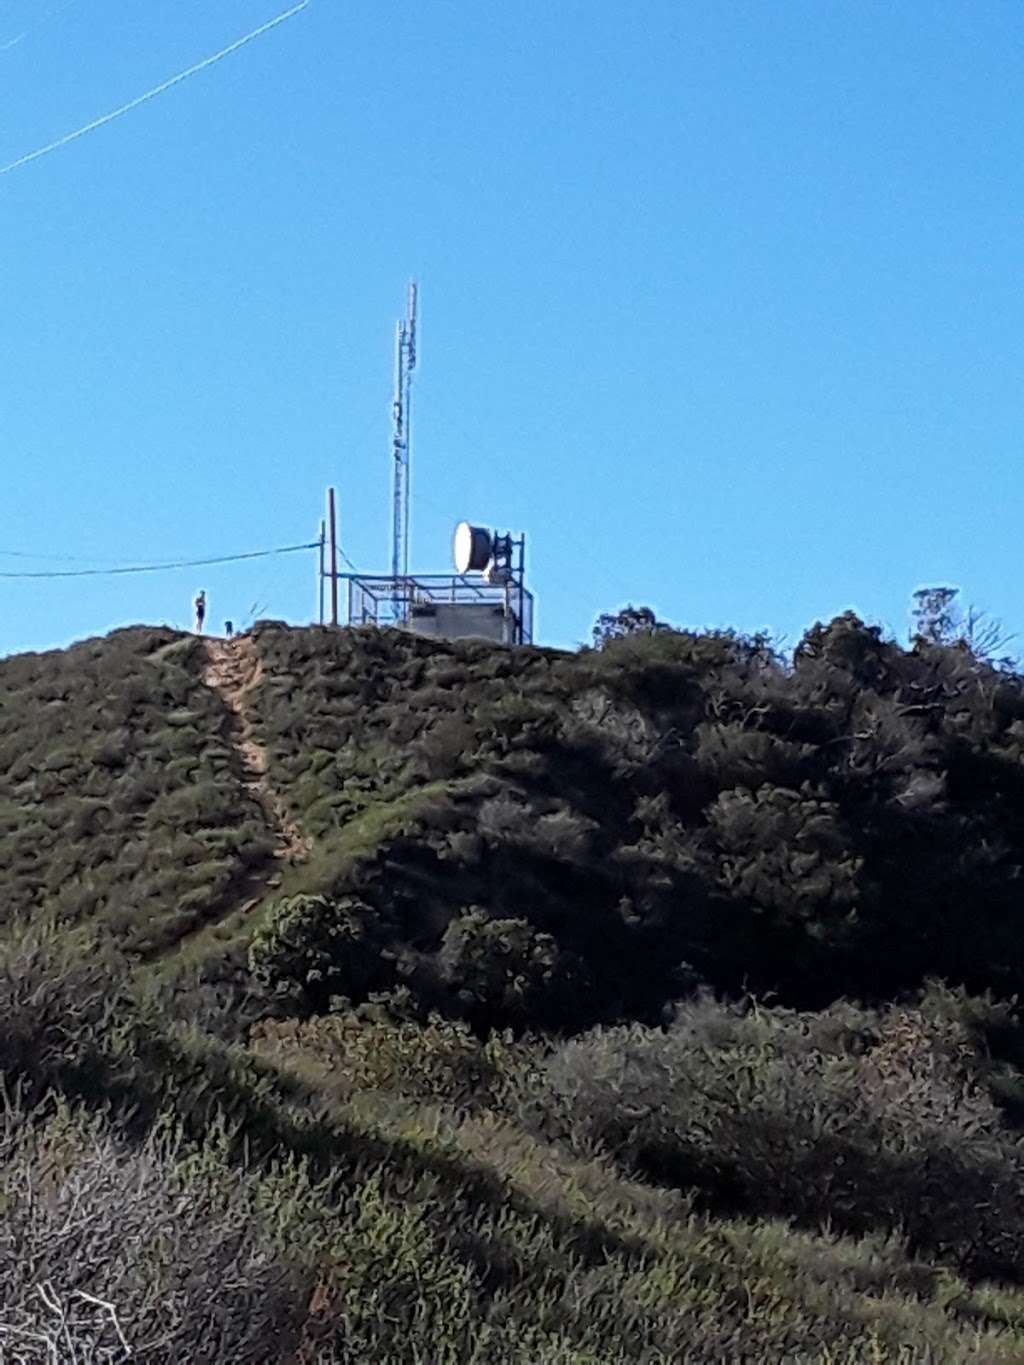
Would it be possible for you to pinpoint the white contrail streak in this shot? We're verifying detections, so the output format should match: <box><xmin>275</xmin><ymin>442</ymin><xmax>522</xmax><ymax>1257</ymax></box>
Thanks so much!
<box><xmin>0</xmin><ymin>0</ymin><xmax>310</xmax><ymax>177</ymax></box>
<box><xmin>0</xmin><ymin>0</ymin><xmax>79</xmax><ymax>56</ymax></box>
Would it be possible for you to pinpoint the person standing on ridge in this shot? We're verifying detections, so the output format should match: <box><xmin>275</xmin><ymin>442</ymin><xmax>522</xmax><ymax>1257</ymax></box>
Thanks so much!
<box><xmin>194</xmin><ymin>590</ymin><xmax>207</xmax><ymax>634</ymax></box>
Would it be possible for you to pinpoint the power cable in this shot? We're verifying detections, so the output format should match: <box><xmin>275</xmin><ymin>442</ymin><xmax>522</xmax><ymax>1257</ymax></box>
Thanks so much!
<box><xmin>0</xmin><ymin>547</ymin><xmax>144</xmax><ymax>563</ymax></box>
<box><xmin>0</xmin><ymin>540</ymin><xmax>318</xmax><ymax>580</ymax></box>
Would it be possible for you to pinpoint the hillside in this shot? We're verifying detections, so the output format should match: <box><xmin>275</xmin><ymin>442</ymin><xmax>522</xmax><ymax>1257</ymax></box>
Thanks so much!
<box><xmin>6</xmin><ymin>617</ymin><xmax>1024</xmax><ymax>1360</ymax></box>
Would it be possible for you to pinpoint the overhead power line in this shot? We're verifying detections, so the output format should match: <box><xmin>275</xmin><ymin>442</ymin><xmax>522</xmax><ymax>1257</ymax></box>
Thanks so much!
<box><xmin>0</xmin><ymin>540</ymin><xmax>318</xmax><ymax>580</ymax></box>
<box><xmin>0</xmin><ymin>548</ymin><xmax>137</xmax><ymax>563</ymax></box>
<box><xmin>0</xmin><ymin>0</ymin><xmax>311</xmax><ymax>177</ymax></box>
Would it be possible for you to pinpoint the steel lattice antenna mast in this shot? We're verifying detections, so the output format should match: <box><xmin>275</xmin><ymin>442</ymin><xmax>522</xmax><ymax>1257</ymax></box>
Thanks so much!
<box><xmin>391</xmin><ymin>281</ymin><xmax>418</xmax><ymax>613</ymax></box>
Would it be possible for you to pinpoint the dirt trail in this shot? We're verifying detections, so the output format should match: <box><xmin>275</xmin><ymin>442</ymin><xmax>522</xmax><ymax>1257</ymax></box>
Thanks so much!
<box><xmin>201</xmin><ymin>635</ymin><xmax>310</xmax><ymax>864</ymax></box>
<box><xmin>146</xmin><ymin>635</ymin><xmax>310</xmax><ymax>967</ymax></box>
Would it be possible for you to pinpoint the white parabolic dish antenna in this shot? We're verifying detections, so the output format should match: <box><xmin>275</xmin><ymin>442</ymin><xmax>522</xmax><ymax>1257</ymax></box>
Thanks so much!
<box><xmin>454</xmin><ymin>522</ymin><xmax>492</xmax><ymax>574</ymax></box>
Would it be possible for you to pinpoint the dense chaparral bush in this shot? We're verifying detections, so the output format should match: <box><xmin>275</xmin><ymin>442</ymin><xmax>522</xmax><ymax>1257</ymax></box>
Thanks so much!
<box><xmin>6</xmin><ymin>928</ymin><xmax>1024</xmax><ymax>1360</ymax></box>
<box><xmin>0</xmin><ymin>1099</ymin><xmax>309</xmax><ymax>1364</ymax></box>
<box><xmin>5</xmin><ymin>614</ymin><xmax>1024</xmax><ymax>1357</ymax></box>
<box><xmin>10</xmin><ymin>612</ymin><xmax>1024</xmax><ymax>1020</ymax></box>
<box><xmin>0</xmin><ymin>628</ymin><xmax>276</xmax><ymax>957</ymax></box>
<box><xmin>535</xmin><ymin>985</ymin><xmax>1024</xmax><ymax>1282</ymax></box>
<box><xmin>248</xmin><ymin>891</ymin><xmax>398</xmax><ymax>1011</ymax></box>
<box><xmin>226</xmin><ymin>615</ymin><xmax>1024</xmax><ymax>1028</ymax></box>
<box><xmin>436</xmin><ymin>909</ymin><xmax>591</xmax><ymax>1028</ymax></box>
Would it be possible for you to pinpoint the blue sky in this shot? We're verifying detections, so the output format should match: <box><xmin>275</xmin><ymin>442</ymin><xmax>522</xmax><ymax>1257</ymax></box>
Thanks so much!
<box><xmin>1</xmin><ymin>0</ymin><xmax>1021</xmax><ymax>655</ymax></box>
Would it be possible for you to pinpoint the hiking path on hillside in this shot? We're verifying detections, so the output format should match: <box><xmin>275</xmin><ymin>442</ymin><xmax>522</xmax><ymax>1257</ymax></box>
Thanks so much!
<box><xmin>201</xmin><ymin>635</ymin><xmax>310</xmax><ymax>864</ymax></box>
<box><xmin>145</xmin><ymin>634</ymin><xmax>310</xmax><ymax>965</ymax></box>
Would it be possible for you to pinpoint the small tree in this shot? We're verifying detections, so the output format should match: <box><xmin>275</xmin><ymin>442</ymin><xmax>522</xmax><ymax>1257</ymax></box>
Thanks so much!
<box><xmin>960</xmin><ymin>604</ymin><xmax>1018</xmax><ymax>669</ymax></box>
<box><xmin>439</xmin><ymin>910</ymin><xmax>587</xmax><ymax>1027</ymax></box>
<box><xmin>911</xmin><ymin>586</ymin><xmax>1016</xmax><ymax>667</ymax></box>
<box><xmin>591</xmin><ymin>604</ymin><xmax>667</xmax><ymax>650</ymax></box>
<box><xmin>248</xmin><ymin>893</ymin><xmax>392</xmax><ymax>1011</ymax></box>
<box><xmin>911</xmin><ymin>587</ymin><xmax>961</xmax><ymax>646</ymax></box>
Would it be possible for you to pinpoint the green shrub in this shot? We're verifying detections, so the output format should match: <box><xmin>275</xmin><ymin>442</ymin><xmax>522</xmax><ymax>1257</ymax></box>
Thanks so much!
<box><xmin>705</xmin><ymin>783</ymin><xmax>862</xmax><ymax>935</ymax></box>
<box><xmin>252</xmin><ymin>1009</ymin><xmax>533</xmax><ymax>1113</ymax></box>
<box><xmin>248</xmin><ymin>893</ymin><xmax>396</xmax><ymax>1011</ymax></box>
<box><xmin>0</xmin><ymin>923</ymin><xmax>128</xmax><ymax>1099</ymax></box>
<box><xmin>439</xmin><ymin>910</ymin><xmax>589</xmax><ymax>1029</ymax></box>
<box><xmin>539</xmin><ymin>991</ymin><xmax>1024</xmax><ymax>1282</ymax></box>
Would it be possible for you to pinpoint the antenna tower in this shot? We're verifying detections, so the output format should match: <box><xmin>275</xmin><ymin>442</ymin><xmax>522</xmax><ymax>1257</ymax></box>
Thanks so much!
<box><xmin>391</xmin><ymin>281</ymin><xmax>418</xmax><ymax>617</ymax></box>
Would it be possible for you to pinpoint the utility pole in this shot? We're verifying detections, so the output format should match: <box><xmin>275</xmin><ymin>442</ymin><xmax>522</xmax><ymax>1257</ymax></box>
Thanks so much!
<box><xmin>327</xmin><ymin>488</ymin><xmax>339</xmax><ymax>626</ymax></box>
<box><xmin>318</xmin><ymin>518</ymin><xmax>325</xmax><ymax>625</ymax></box>
<box><xmin>391</xmin><ymin>280</ymin><xmax>418</xmax><ymax>620</ymax></box>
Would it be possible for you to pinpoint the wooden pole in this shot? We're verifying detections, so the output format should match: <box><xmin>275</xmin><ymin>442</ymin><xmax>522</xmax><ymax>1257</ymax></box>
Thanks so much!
<box><xmin>327</xmin><ymin>488</ymin><xmax>339</xmax><ymax>626</ymax></box>
<box><xmin>318</xmin><ymin>519</ymin><xmax>325</xmax><ymax>625</ymax></box>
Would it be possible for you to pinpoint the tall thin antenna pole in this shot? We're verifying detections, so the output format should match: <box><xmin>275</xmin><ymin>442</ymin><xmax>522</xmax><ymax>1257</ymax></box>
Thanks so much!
<box><xmin>328</xmin><ymin>488</ymin><xmax>339</xmax><ymax>626</ymax></box>
<box><xmin>403</xmin><ymin>280</ymin><xmax>417</xmax><ymax>581</ymax></box>
<box><xmin>391</xmin><ymin>319</ymin><xmax>405</xmax><ymax>588</ymax></box>
<box><xmin>390</xmin><ymin>280</ymin><xmax>418</xmax><ymax>619</ymax></box>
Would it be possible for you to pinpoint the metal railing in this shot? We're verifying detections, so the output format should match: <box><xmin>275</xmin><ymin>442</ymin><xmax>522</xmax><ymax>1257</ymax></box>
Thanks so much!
<box><xmin>345</xmin><ymin>573</ymin><xmax>534</xmax><ymax>645</ymax></box>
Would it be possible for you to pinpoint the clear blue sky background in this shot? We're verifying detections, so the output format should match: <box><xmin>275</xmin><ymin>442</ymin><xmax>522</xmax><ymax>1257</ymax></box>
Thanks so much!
<box><xmin>1</xmin><ymin>0</ymin><xmax>1021</xmax><ymax>656</ymax></box>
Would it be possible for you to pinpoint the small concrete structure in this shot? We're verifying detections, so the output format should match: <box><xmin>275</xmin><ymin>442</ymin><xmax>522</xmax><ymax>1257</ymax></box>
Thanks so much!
<box><xmin>345</xmin><ymin>525</ymin><xmax>533</xmax><ymax>645</ymax></box>
<box><xmin>407</xmin><ymin>600</ymin><xmax>515</xmax><ymax>645</ymax></box>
